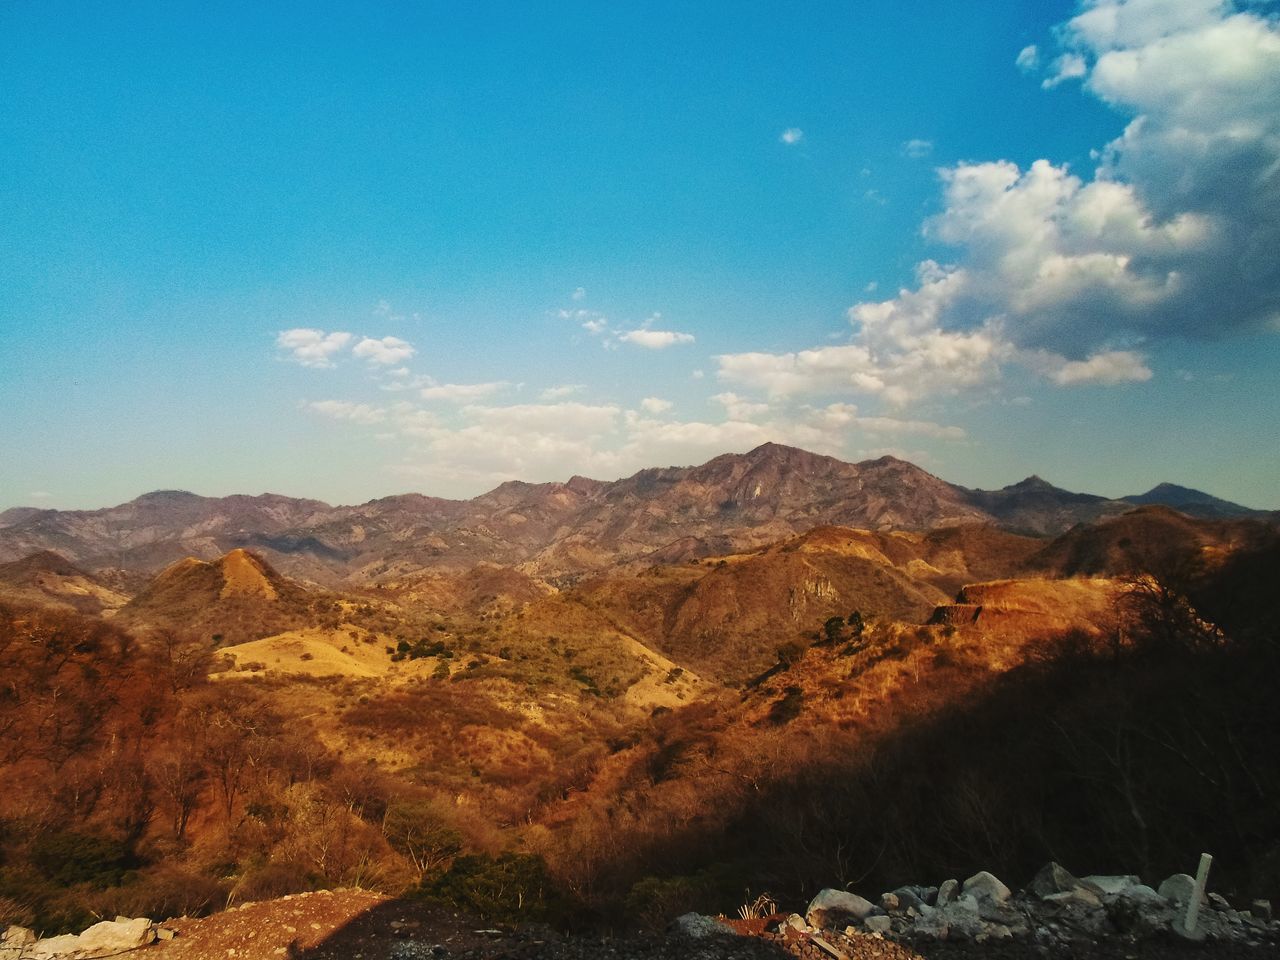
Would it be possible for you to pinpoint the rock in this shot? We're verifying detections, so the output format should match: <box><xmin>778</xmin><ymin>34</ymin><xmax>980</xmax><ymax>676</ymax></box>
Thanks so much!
<box><xmin>904</xmin><ymin>910</ymin><xmax>950</xmax><ymax>940</ymax></box>
<box><xmin>890</xmin><ymin>886</ymin><xmax>928</xmax><ymax>912</ymax></box>
<box><xmin>880</xmin><ymin>893</ymin><xmax>900</xmax><ymax>913</ymax></box>
<box><xmin>1082</xmin><ymin>874</ymin><xmax>1141</xmax><ymax>896</ymax></box>
<box><xmin>1208</xmin><ymin>892</ymin><xmax>1231</xmax><ymax>911</ymax></box>
<box><xmin>82</xmin><ymin>918</ymin><xmax>156</xmax><ymax>955</ymax></box>
<box><xmin>1105</xmin><ymin>889</ymin><xmax>1176</xmax><ymax>939</ymax></box>
<box><xmin>156</xmin><ymin>928</ymin><xmax>177</xmax><ymax>941</ymax></box>
<box><xmin>1043</xmin><ymin>888</ymin><xmax>1102</xmax><ymax>909</ymax></box>
<box><xmin>1158</xmin><ymin>873</ymin><xmax>1198</xmax><ymax>906</ymax></box>
<box><xmin>977</xmin><ymin>923</ymin><xmax>1013</xmax><ymax>942</ymax></box>
<box><xmin>938</xmin><ymin>895</ymin><xmax>986</xmax><ymax>940</ymax></box>
<box><xmin>670</xmin><ymin>913</ymin><xmax>735</xmax><ymax>939</ymax></box>
<box><xmin>2</xmin><ymin>928</ymin><xmax>36</xmax><ymax>948</ymax></box>
<box><xmin>1030</xmin><ymin>862</ymin><xmax>1083</xmax><ymax>899</ymax></box>
<box><xmin>864</xmin><ymin>915</ymin><xmax>892</xmax><ymax>935</ymax></box>
<box><xmin>935</xmin><ymin>879</ymin><xmax>959</xmax><ymax>907</ymax></box>
<box><xmin>805</xmin><ymin>889</ymin><xmax>876</xmax><ymax>929</ymax></box>
<box><xmin>961</xmin><ymin>871</ymin><xmax>1011</xmax><ymax>904</ymax></box>
<box><xmin>1252</xmin><ymin>899</ymin><xmax>1272</xmax><ymax>922</ymax></box>
<box><xmin>30</xmin><ymin>933</ymin><xmax>83</xmax><ymax>959</ymax></box>
<box><xmin>782</xmin><ymin>914</ymin><xmax>810</xmax><ymax>934</ymax></box>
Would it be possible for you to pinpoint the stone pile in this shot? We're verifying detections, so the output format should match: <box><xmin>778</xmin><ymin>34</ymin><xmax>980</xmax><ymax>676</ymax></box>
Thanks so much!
<box><xmin>1</xmin><ymin>917</ymin><xmax>175</xmax><ymax>960</ymax></box>
<box><xmin>786</xmin><ymin>861</ymin><xmax>1277</xmax><ymax>949</ymax></box>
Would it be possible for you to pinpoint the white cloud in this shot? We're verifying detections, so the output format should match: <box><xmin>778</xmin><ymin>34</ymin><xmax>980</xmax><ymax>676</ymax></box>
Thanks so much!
<box><xmin>353</xmin><ymin>335</ymin><xmax>416</xmax><ymax>366</ymax></box>
<box><xmin>619</xmin><ymin>329</ymin><xmax>695</xmax><ymax>349</ymax></box>
<box><xmin>902</xmin><ymin>138</ymin><xmax>934</xmax><ymax>158</ymax></box>
<box><xmin>780</xmin><ymin>127</ymin><xmax>804</xmax><ymax>145</ymax></box>
<box><xmin>1039</xmin><ymin>349</ymin><xmax>1154</xmax><ymax>385</ymax></box>
<box><xmin>582</xmin><ymin>317</ymin><xmax>608</xmax><ymax>335</ymax></box>
<box><xmin>719</xmin><ymin>3</ymin><xmax>1280</xmax><ymax>406</ymax></box>
<box><xmin>572</xmin><ymin>287</ymin><xmax>587</xmax><ymax>301</ymax></box>
<box><xmin>276</xmin><ymin>328</ymin><xmax>353</xmax><ymax>368</ymax></box>
<box><xmin>540</xmin><ymin>384</ymin><xmax>584</xmax><ymax>400</ymax></box>
<box><xmin>462</xmin><ymin>401</ymin><xmax>621</xmax><ymax>435</ymax></box>
<box><xmin>307</xmin><ymin>400</ymin><xmax>387</xmax><ymax>424</ymax></box>
<box><xmin>420</xmin><ymin>381</ymin><xmax>508</xmax><ymax>402</ymax></box>
<box><xmin>1016</xmin><ymin>44</ymin><xmax>1040</xmax><ymax>72</ymax></box>
<box><xmin>28</xmin><ymin>491</ymin><xmax>52</xmax><ymax>500</ymax></box>
<box><xmin>712</xmin><ymin>392</ymin><xmax>771</xmax><ymax>420</ymax></box>
<box><xmin>310</xmin><ymin>389</ymin><xmax>967</xmax><ymax>498</ymax></box>
<box><xmin>1042</xmin><ymin>52</ymin><xmax>1088</xmax><ymax>88</ymax></box>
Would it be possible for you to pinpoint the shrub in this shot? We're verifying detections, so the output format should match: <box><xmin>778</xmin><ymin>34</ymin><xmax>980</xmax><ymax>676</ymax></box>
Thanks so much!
<box><xmin>418</xmin><ymin>853</ymin><xmax>567</xmax><ymax>923</ymax></box>
<box><xmin>30</xmin><ymin>831</ymin><xmax>130</xmax><ymax>888</ymax></box>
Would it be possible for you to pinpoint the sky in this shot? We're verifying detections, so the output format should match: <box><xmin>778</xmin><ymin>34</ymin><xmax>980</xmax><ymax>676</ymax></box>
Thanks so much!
<box><xmin>2</xmin><ymin>0</ymin><xmax>1278</xmax><ymax>511</ymax></box>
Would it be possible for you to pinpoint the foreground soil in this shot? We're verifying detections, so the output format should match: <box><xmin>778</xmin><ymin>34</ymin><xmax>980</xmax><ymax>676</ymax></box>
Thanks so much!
<box><xmin>145</xmin><ymin>890</ymin><xmax>1280</xmax><ymax>960</ymax></box>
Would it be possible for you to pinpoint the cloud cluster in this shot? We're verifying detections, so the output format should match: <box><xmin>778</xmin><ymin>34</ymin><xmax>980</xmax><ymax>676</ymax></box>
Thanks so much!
<box><xmin>719</xmin><ymin>0</ymin><xmax>1280</xmax><ymax>402</ymax></box>
<box><xmin>303</xmin><ymin>393</ymin><xmax>965</xmax><ymax>494</ymax></box>
<box><xmin>276</xmin><ymin>329</ymin><xmax>353</xmax><ymax>368</ymax></box>
<box><xmin>353</xmin><ymin>336</ymin><xmax>415</xmax><ymax>365</ymax></box>
<box><xmin>618</xmin><ymin>328</ymin><xmax>696</xmax><ymax>349</ymax></box>
<box><xmin>420</xmin><ymin>381</ymin><xmax>508</xmax><ymax>402</ymax></box>
<box><xmin>277</xmin><ymin>326</ymin><xmax>416</xmax><ymax>369</ymax></box>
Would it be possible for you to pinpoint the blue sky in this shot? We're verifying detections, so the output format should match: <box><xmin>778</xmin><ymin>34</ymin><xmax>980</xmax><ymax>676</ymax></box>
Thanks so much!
<box><xmin>2</xmin><ymin>0</ymin><xmax>1278</xmax><ymax>510</ymax></box>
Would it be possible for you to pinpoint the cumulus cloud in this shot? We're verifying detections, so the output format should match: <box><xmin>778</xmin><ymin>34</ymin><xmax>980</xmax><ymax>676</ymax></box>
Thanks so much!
<box><xmin>780</xmin><ymin>127</ymin><xmax>804</xmax><ymax>145</ymax></box>
<box><xmin>712</xmin><ymin>392</ymin><xmax>771</xmax><ymax>420</ymax></box>
<box><xmin>540</xmin><ymin>384</ymin><xmax>584</xmax><ymax>400</ymax></box>
<box><xmin>1039</xmin><ymin>349</ymin><xmax>1154</xmax><ymax>385</ymax></box>
<box><xmin>640</xmin><ymin>397</ymin><xmax>674</xmax><ymax>415</ymax></box>
<box><xmin>719</xmin><ymin>1</ymin><xmax>1280</xmax><ymax>404</ymax></box>
<box><xmin>420</xmin><ymin>381</ymin><xmax>509</xmax><ymax>402</ymax></box>
<box><xmin>1043</xmin><ymin>52</ymin><xmax>1088</xmax><ymax>87</ymax></box>
<box><xmin>619</xmin><ymin>328</ymin><xmax>696</xmax><ymax>349</ymax></box>
<box><xmin>353</xmin><ymin>335</ymin><xmax>416</xmax><ymax>366</ymax></box>
<box><xmin>307</xmin><ymin>400</ymin><xmax>387</xmax><ymax>424</ymax></box>
<box><xmin>1016</xmin><ymin>44</ymin><xmax>1040</xmax><ymax>72</ymax></box>
<box><xmin>572</xmin><ymin>286</ymin><xmax>587</xmax><ymax>301</ymax></box>
<box><xmin>902</xmin><ymin>138</ymin><xmax>934</xmax><ymax>158</ymax></box>
<box><xmin>276</xmin><ymin>328</ymin><xmax>353</xmax><ymax>368</ymax></box>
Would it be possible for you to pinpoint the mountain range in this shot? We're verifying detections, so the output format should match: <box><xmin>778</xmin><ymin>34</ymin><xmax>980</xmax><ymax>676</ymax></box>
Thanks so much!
<box><xmin>2</xmin><ymin>444</ymin><xmax>1277</xmax><ymax>934</ymax></box>
<box><xmin>0</xmin><ymin>443</ymin><xmax>1268</xmax><ymax>585</ymax></box>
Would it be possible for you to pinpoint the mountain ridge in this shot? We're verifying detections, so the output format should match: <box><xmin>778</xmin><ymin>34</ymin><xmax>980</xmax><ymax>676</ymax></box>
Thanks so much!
<box><xmin>0</xmin><ymin>443</ymin><xmax>1270</xmax><ymax>583</ymax></box>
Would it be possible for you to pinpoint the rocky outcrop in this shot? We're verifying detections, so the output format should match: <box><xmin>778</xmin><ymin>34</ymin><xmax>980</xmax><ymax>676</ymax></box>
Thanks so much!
<box><xmin>2</xmin><ymin>918</ymin><xmax>175</xmax><ymax>960</ymax></box>
<box><xmin>789</xmin><ymin>861</ymin><xmax>1278</xmax><ymax>950</ymax></box>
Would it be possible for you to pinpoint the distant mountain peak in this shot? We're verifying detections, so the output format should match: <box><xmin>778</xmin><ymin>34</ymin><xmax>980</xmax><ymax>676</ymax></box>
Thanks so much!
<box><xmin>1122</xmin><ymin>482</ymin><xmax>1260</xmax><ymax>518</ymax></box>
<box><xmin>132</xmin><ymin>489</ymin><xmax>204</xmax><ymax>504</ymax></box>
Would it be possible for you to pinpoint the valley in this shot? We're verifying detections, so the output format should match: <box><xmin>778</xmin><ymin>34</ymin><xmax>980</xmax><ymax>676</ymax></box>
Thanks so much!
<box><xmin>0</xmin><ymin>445</ymin><xmax>1276</xmax><ymax>954</ymax></box>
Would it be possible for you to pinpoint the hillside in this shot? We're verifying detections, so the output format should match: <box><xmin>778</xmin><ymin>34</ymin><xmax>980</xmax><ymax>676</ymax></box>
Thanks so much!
<box><xmin>0</xmin><ymin>507</ymin><xmax>1277</xmax><ymax>942</ymax></box>
<box><xmin>1</xmin><ymin>444</ymin><xmax>1268</xmax><ymax>585</ymax></box>
<box><xmin>114</xmin><ymin>548</ymin><xmax>329</xmax><ymax>646</ymax></box>
<box><xmin>0</xmin><ymin>550</ymin><xmax>129</xmax><ymax>614</ymax></box>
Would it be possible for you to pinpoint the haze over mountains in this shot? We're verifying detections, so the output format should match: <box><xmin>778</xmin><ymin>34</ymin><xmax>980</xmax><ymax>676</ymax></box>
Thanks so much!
<box><xmin>0</xmin><ymin>444</ymin><xmax>1267</xmax><ymax>586</ymax></box>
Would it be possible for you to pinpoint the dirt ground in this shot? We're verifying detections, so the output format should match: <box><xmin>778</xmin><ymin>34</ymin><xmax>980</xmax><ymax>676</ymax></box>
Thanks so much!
<box><xmin>144</xmin><ymin>890</ymin><xmax>1280</xmax><ymax>960</ymax></box>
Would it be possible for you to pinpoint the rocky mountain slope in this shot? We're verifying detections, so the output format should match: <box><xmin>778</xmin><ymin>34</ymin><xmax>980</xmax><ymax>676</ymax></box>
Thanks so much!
<box><xmin>0</xmin><ymin>444</ymin><xmax>1268</xmax><ymax>585</ymax></box>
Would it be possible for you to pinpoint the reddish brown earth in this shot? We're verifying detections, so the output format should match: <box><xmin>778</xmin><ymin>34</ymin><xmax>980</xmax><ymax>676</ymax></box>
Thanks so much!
<box><xmin>144</xmin><ymin>892</ymin><xmax>1280</xmax><ymax>960</ymax></box>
